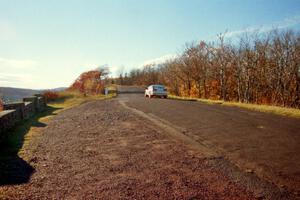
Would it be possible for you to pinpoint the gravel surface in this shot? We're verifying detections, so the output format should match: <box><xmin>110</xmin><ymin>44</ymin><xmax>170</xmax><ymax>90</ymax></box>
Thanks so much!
<box><xmin>0</xmin><ymin>99</ymin><xmax>259</xmax><ymax>199</ymax></box>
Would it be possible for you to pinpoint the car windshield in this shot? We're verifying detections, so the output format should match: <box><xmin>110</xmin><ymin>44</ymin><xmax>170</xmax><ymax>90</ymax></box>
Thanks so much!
<box><xmin>153</xmin><ymin>85</ymin><xmax>165</xmax><ymax>89</ymax></box>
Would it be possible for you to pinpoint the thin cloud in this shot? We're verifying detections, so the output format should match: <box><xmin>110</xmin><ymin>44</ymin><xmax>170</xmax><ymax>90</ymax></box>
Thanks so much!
<box><xmin>0</xmin><ymin>72</ymin><xmax>32</xmax><ymax>86</ymax></box>
<box><xmin>141</xmin><ymin>54</ymin><xmax>177</xmax><ymax>67</ymax></box>
<box><xmin>226</xmin><ymin>15</ymin><xmax>300</xmax><ymax>38</ymax></box>
<box><xmin>0</xmin><ymin>57</ymin><xmax>37</xmax><ymax>69</ymax></box>
<box><xmin>0</xmin><ymin>57</ymin><xmax>36</xmax><ymax>88</ymax></box>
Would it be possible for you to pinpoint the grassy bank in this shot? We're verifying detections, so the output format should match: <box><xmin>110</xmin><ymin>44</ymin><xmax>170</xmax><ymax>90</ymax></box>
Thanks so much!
<box><xmin>168</xmin><ymin>95</ymin><xmax>300</xmax><ymax>118</ymax></box>
<box><xmin>48</xmin><ymin>91</ymin><xmax>115</xmax><ymax>112</ymax></box>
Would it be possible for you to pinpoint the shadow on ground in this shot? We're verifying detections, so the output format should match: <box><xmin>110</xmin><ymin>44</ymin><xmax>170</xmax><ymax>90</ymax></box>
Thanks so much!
<box><xmin>0</xmin><ymin>106</ymin><xmax>61</xmax><ymax>186</ymax></box>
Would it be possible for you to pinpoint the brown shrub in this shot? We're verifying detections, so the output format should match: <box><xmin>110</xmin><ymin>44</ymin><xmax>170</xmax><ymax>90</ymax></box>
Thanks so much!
<box><xmin>43</xmin><ymin>91</ymin><xmax>59</xmax><ymax>102</ymax></box>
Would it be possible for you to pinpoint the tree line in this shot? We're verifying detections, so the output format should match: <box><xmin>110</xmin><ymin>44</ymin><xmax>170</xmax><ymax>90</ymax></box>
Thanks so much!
<box><xmin>115</xmin><ymin>30</ymin><xmax>300</xmax><ymax>108</ymax></box>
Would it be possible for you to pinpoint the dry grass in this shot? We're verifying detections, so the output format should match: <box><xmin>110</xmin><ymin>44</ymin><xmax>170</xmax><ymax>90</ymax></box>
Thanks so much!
<box><xmin>223</xmin><ymin>102</ymin><xmax>300</xmax><ymax>118</ymax></box>
<box><xmin>168</xmin><ymin>95</ymin><xmax>300</xmax><ymax>118</ymax></box>
<box><xmin>168</xmin><ymin>95</ymin><xmax>198</xmax><ymax>101</ymax></box>
<box><xmin>106</xmin><ymin>84</ymin><xmax>117</xmax><ymax>91</ymax></box>
<box><xmin>48</xmin><ymin>91</ymin><xmax>115</xmax><ymax>112</ymax></box>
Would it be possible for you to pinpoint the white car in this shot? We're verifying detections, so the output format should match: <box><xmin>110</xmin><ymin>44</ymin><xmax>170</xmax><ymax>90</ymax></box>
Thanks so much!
<box><xmin>145</xmin><ymin>85</ymin><xmax>168</xmax><ymax>98</ymax></box>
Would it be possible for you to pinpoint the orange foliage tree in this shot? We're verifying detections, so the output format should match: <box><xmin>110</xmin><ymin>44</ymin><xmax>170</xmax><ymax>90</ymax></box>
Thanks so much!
<box><xmin>69</xmin><ymin>68</ymin><xmax>109</xmax><ymax>95</ymax></box>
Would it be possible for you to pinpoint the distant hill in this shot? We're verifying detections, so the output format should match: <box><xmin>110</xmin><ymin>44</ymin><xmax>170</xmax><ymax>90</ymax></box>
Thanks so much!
<box><xmin>48</xmin><ymin>87</ymin><xmax>67</xmax><ymax>92</ymax></box>
<box><xmin>0</xmin><ymin>87</ymin><xmax>67</xmax><ymax>103</ymax></box>
<box><xmin>0</xmin><ymin>87</ymin><xmax>40</xmax><ymax>103</ymax></box>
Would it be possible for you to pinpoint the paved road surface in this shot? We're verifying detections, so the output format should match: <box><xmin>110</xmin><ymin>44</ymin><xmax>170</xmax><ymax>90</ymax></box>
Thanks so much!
<box><xmin>117</xmin><ymin>85</ymin><xmax>145</xmax><ymax>94</ymax></box>
<box><xmin>118</xmin><ymin>92</ymin><xmax>300</xmax><ymax>195</ymax></box>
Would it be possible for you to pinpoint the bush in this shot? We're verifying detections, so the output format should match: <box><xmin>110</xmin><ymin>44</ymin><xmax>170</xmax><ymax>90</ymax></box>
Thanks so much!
<box><xmin>43</xmin><ymin>91</ymin><xmax>59</xmax><ymax>102</ymax></box>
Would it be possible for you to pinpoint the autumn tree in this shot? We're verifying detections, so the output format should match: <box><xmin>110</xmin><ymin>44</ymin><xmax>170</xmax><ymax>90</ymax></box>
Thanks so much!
<box><xmin>69</xmin><ymin>67</ymin><xmax>109</xmax><ymax>95</ymax></box>
<box><xmin>116</xmin><ymin>29</ymin><xmax>300</xmax><ymax>108</ymax></box>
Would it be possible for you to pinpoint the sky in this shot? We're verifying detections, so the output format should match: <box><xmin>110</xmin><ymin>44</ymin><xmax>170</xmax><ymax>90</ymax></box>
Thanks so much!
<box><xmin>1</xmin><ymin>0</ymin><xmax>300</xmax><ymax>89</ymax></box>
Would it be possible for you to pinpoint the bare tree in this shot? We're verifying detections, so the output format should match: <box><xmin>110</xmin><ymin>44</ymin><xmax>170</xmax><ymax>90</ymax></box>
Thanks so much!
<box><xmin>117</xmin><ymin>29</ymin><xmax>300</xmax><ymax>108</ymax></box>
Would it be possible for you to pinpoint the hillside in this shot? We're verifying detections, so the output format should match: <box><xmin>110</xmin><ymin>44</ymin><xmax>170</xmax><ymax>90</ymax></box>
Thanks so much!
<box><xmin>0</xmin><ymin>87</ymin><xmax>39</xmax><ymax>103</ymax></box>
<box><xmin>0</xmin><ymin>87</ymin><xmax>67</xmax><ymax>103</ymax></box>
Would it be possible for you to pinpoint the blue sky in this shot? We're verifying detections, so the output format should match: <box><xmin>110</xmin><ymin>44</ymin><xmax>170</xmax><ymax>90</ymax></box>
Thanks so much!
<box><xmin>1</xmin><ymin>0</ymin><xmax>300</xmax><ymax>89</ymax></box>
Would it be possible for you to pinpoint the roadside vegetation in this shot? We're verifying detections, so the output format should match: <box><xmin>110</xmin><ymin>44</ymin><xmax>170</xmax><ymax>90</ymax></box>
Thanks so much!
<box><xmin>44</xmin><ymin>67</ymin><xmax>116</xmax><ymax>110</ymax></box>
<box><xmin>169</xmin><ymin>95</ymin><xmax>300</xmax><ymax>118</ymax></box>
<box><xmin>45</xmin><ymin>91</ymin><xmax>115</xmax><ymax>111</ymax></box>
<box><xmin>113</xmin><ymin>29</ymin><xmax>300</xmax><ymax>111</ymax></box>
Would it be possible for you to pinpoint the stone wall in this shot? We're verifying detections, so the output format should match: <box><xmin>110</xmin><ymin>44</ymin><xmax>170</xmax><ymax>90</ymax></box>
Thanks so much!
<box><xmin>0</xmin><ymin>94</ymin><xmax>47</xmax><ymax>138</ymax></box>
<box><xmin>3</xmin><ymin>102</ymin><xmax>25</xmax><ymax>119</ymax></box>
<box><xmin>24</xmin><ymin>102</ymin><xmax>35</xmax><ymax>119</ymax></box>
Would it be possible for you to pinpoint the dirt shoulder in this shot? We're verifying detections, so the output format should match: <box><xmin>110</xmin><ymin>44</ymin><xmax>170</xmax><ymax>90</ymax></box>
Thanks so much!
<box><xmin>0</xmin><ymin>99</ymin><xmax>261</xmax><ymax>200</ymax></box>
